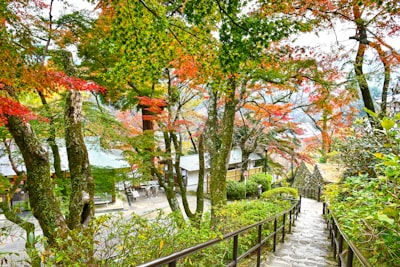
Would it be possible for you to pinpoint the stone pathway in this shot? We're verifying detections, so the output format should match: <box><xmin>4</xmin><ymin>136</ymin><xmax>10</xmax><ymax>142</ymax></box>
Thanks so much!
<box><xmin>262</xmin><ymin>198</ymin><xmax>336</xmax><ymax>267</ymax></box>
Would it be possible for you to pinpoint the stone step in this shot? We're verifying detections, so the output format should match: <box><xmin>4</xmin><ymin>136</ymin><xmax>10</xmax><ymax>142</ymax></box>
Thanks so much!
<box><xmin>262</xmin><ymin>198</ymin><xmax>335</xmax><ymax>267</ymax></box>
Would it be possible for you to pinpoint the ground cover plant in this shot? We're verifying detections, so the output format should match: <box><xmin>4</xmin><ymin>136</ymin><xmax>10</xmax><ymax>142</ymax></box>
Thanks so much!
<box><xmin>324</xmin><ymin>176</ymin><xmax>400</xmax><ymax>266</ymax></box>
<box><xmin>39</xmin><ymin>198</ymin><xmax>293</xmax><ymax>266</ymax></box>
<box><xmin>325</xmin><ymin>114</ymin><xmax>400</xmax><ymax>266</ymax></box>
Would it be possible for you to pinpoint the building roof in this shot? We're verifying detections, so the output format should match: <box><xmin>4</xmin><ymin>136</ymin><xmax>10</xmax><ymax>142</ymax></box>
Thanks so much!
<box><xmin>179</xmin><ymin>147</ymin><xmax>261</xmax><ymax>172</ymax></box>
<box><xmin>0</xmin><ymin>137</ymin><xmax>130</xmax><ymax>177</ymax></box>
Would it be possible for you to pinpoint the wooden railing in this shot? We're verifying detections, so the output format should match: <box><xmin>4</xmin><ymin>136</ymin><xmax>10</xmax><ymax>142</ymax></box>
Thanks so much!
<box><xmin>135</xmin><ymin>198</ymin><xmax>301</xmax><ymax>267</ymax></box>
<box><xmin>323</xmin><ymin>203</ymin><xmax>372</xmax><ymax>267</ymax></box>
<box><xmin>298</xmin><ymin>186</ymin><xmax>322</xmax><ymax>202</ymax></box>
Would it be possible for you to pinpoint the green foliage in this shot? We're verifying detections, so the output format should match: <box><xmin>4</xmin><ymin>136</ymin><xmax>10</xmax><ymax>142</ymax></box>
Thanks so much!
<box><xmin>226</xmin><ymin>180</ymin><xmax>245</xmax><ymax>200</ymax></box>
<box><xmin>214</xmin><ymin>200</ymin><xmax>292</xmax><ymax>234</ymax></box>
<box><xmin>0</xmin><ymin>175</ymin><xmax>11</xmax><ymax>194</ymax></box>
<box><xmin>12</xmin><ymin>200</ymin><xmax>30</xmax><ymax>212</ymax></box>
<box><xmin>249</xmin><ymin>173</ymin><xmax>272</xmax><ymax>192</ymax></box>
<box><xmin>325</xmin><ymin>114</ymin><xmax>400</xmax><ymax>266</ymax></box>
<box><xmin>325</xmin><ymin>176</ymin><xmax>400</xmax><ymax>266</ymax></box>
<box><xmin>92</xmin><ymin>167</ymin><xmax>117</xmax><ymax>195</ymax></box>
<box><xmin>213</xmin><ymin>200</ymin><xmax>292</xmax><ymax>259</ymax></box>
<box><xmin>319</xmin><ymin>156</ymin><xmax>327</xmax><ymax>163</ymax></box>
<box><xmin>42</xmin><ymin>223</ymin><xmax>100</xmax><ymax>266</ymax></box>
<box><xmin>261</xmin><ymin>187</ymin><xmax>298</xmax><ymax>201</ymax></box>
<box><xmin>335</xmin><ymin>116</ymin><xmax>392</xmax><ymax>177</ymax></box>
<box><xmin>245</xmin><ymin>180</ymin><xmax>259</xmax><ymax>197</ymax></box>
<box><xmin>41</xmin><ymin>200</ymin><xmax>291</xmax><ymax>266</ymax></box>
<box><xmin>226</xmin><ymin>174</ymin><xmax>271</xmax><ymax>200</ymax></box>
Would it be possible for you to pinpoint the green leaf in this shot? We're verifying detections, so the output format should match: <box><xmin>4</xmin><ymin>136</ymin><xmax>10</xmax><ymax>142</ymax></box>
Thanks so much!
<box><xmin>377</xmin><ymin>214</ymin><xmax>394</xmax><ymax>224</ymax></box>
<box><xmin>27</xmin><ymin>231</ymin><xmax>36</xmax><ymax>245</ymax></box>
<box><xmin>363</xmin><ymin>108</ymin><xmax>378</xmax><ymax>118</ymax></box>
<box><xmin>381</xmin><ymin>117</ymin><xmax>395</xmax><ymax>130</ymax></box>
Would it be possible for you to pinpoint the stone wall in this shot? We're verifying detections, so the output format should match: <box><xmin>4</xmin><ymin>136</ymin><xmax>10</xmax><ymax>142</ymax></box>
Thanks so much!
<box><xmin>293</xmin><ymin>163</ymin><xmax>340</xmax><ymax>190</ymax></box>
<box><xmin>304</xmin><ymin>165</ymin><xmax>324</xmax><ymax>189</ymax></box>
<box><xmin>293</xmin><ymin>162</ymin><xmax>312</xmax><ymax>189</ymax></box>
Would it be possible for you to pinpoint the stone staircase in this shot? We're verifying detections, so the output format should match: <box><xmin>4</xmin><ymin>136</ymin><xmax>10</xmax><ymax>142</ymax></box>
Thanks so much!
<box><xmin>262</xmin><ymin>198</ymin><xmax>336</xmax><ymax>267</ymax></box>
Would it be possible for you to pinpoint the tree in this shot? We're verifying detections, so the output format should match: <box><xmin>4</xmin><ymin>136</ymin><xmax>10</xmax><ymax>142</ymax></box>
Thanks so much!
<box><xmin>181</xmin><ymin>0</ymin><xmax>313</xmax><ymax>222</ymax></box>
<box><xmin>299</xmin><ymin>53</ymin><xmax>358</xmax><ymax>161</ymax></box>
<box><xmin>264</xmin><ymin>0</ymin><xmax>400</xmax><ymax>122</ymax></box>
<box><xmin>80</xmin><ymin>0</ymin><xmax>213</xmax><ymax>224</ymax></box>
<box><xmin>0</xmin><ymin>1</ymin><xmax>104</xmax><ymax>264</ymax></box>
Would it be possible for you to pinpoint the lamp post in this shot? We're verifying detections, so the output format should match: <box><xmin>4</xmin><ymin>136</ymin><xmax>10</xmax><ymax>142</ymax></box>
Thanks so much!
<box><xmin>264</xmin><ymin>146</ymin><xmax>269</xmax><ymax>174</ymax></box>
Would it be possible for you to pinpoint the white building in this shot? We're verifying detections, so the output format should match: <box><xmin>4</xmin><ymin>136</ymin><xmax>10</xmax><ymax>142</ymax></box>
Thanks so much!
<box><xmin>0</xmin><ymin>137</ymin><xmax>130</xmax><ymax>177</ymax></box>
<box><xmin>179</xmin><ymin>147</ymin><xmax>262</xmax><ymax>192</ymax></box>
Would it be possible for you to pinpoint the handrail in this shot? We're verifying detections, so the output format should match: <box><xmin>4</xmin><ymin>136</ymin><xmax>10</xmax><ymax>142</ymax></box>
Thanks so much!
<box><xmin>135</xmin><ymin>198</ymin><xmax>301</xmax><ymax>267</ymax></box>
<box><xmin>298</xmin><ymin>186</ymin><xmax>322</xmax><ymax>202</ymax></box>
<box><xmin>323</xmin><ymin>203</ymin><xmax>372</xmax><ymax>267</ymax></box>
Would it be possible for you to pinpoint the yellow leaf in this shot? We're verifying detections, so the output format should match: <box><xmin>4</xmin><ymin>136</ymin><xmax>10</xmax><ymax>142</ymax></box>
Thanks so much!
<box><xmin>381</xmin><ymin>117</ymin><xmax>395</xmax><ymax>130</ymax></box>
<box><xmin>159</xmin><ymin>239</ymin><xmax>164</xmax><ymax>250</ymax></box>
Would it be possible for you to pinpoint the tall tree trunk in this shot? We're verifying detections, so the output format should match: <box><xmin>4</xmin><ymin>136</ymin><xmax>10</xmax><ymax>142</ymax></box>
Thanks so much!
<box><xmin>368</xmin><ymin>42</ymin><xmax>391</xmax><ymax>118</ymax></box>
<box><xmin>240</xmin><ymin>152</ymin><xmax>251</xmax><ymax>182</ymax></box>
<box><xmin>170</xmin><ymin>131</ymin><xmax>204</xmax><ymax>224</ymax></box>
<box><xmin>37</xmin><ymin>91</ymin><xmax>63</xmax><ymax>180</ymax></box>
<box><xmin>354</xmin><ymin>43</ymin><xmax>375</xmax><ymax>114</ymax></box>
<box><xmin>0</xmin><ymin>139</ymin><xmax>40</xmax><ymax>265</ymax></box>
<box><xmin>65</xmin><ymin>90</ymin><xmax>94</xmax><ymax>228</ymax></box>
<box><xmin>6</xmin><ymin>116</ymin><xmax>67</xmax><ymax>243</ymax></box>
<box><xmin>209</xmin><ymin>78</ymin><xmax>237</xmax><ymax>225</ymax></box>
<box><xmin>160</xmin><ymin>131</ymin><xmax>184</xmax><ymax>220</ymax></box>
<box><xmin>194</xmin><ymin>133</ymin><xmax>205</xmax><ymax>226</ymax></box>
<box><xmin>321</xmin><ymin>111</ymin><xmax>329</xmax><ymax>162</ymax></box>
<box><xmin>352</xmin><ymin>7</ymin><xmax>375</xmax><ymax>117</ymax></box>
<box><xmin>163</xmin><ymin>158</ymin><xmax>184</xmax><ymax>221</ymax></box>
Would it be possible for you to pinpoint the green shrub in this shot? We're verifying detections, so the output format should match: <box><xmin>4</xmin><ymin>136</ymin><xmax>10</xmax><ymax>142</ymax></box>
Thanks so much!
<box><xmin>211</xmin><ymin>199</ymin><xmax>293</xmax><ymax>260</ymax></box>
<box><xmin>245</xmin><ymin>180</ymin><xmax>258</xmax><ymax>197</ymax></box>
<box><xmin>226</xmin><ymin>180</ymin><xmax>245</xmax><ymax>200</ymax></box>
<box><xmin>249</xmin><ymin>173</ymin><xmax>272</xmax><ymax>192</ymax></box>
<box><xmin>261</xmin><ymin>187</ymin><xmax>298</xmax><ymax>201</ymax></box>
<box><xmin>40</xmin><ymin>200</ymin><xmax>293</xmax><ymax>267</ymax></box>
<box><xmin>325</xmin><ymin>176</ymin><xmax>400</xmax><ymax>267</ymax></box>
<box><xmin>324</xmin><ymin>113</ymin><xmax>400</xmax><ymax>267</ymax></box>
<box><xmin>227</xmin><ymin>179</ymin><xmax>265</xmax><ymax>200</ymax></box>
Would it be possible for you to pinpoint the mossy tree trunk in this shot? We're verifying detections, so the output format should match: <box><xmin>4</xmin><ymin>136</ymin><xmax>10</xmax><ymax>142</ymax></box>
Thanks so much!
<box><xmin>158</xmin><ymin>131</ymin><xmax>184</xmax><ymax>221</ymax></box>
<box><xmin>171</xmin><ymin>131</ymin><xmax>204</xmax><ymax>224</ymax></box>
<box><xmin>65</xmin><ymin>90</ymin><xmax>94</xmax><ymax>228</ymax></box>
<box><xmin>194</xmin><ymin>133</ymin><xmax>205</xmax><ymax>227</ymax></box>
<box><xmin>207</xmin><ymin>78</ymin><xmax>237</xmax><ymax>225</ymax></box>
<box><xmin>6</xmin><ymin>116</ymin><xmax>67</xmax><ymax>243</ymax></box>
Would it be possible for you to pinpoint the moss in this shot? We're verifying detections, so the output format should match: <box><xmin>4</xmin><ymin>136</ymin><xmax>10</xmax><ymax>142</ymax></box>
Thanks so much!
<box><xmin>261</xmin><ymin>187</ymin><xmax>298</xmax><ymax>200</ymax></box>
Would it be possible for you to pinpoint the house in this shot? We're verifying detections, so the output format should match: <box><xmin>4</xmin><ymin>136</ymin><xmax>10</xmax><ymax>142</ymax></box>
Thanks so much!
<box><xmin>0</xmin><ymin>137</ymin><xmax>130</xmax><ymax>177</ymax></box>
<box><xmin>179</xmin><ymin>147</ymin><xmax>263</xmax><ymax>192</ymax></box>
<box><xmin>0</xmin><ymin>137</ymin><xmax>130</xmax><ymax>206</ymax></box>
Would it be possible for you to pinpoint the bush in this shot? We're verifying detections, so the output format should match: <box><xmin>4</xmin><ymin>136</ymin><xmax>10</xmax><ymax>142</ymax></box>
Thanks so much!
<box><xmin>40</xmin><ymin>200</ymin><xmax>293</xmax><ymax>267</ymax></box>
<box><xmin>249</xmin><ymin>173</ymin><xmax>272</xmax><ymax>192</ymax></box>
<box><xmin>334</xmin><ymin>117</ymin><xmax>392</xmax><ymax>178</ymax></box>
<box><xmin>324</xmin><ymin>114</ymin><xmax>400</xmax><ymax>267</ymax></box>
<box><xmin>245</xmin><ymin>180</ymin><xmax>259</xmax><ymax>197</ymax></box>
<box><xmin>261</xmin><ymin>187</ymin><xmax>298</xmax><ymax>201</ymax></box>
<box><xmin>226</xmin><ymin>180</ymin><xmax>245</xmax><ymax>200</ymax></box>
<box><xmin>325</xmin><ymin>176</ymin><xmax>400</xmax><ymax>267</ymax></box>
<box><xmin>226</xmin><ymin>178</ymin><xmax>267</xmax><ymax>200</ymax></box>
